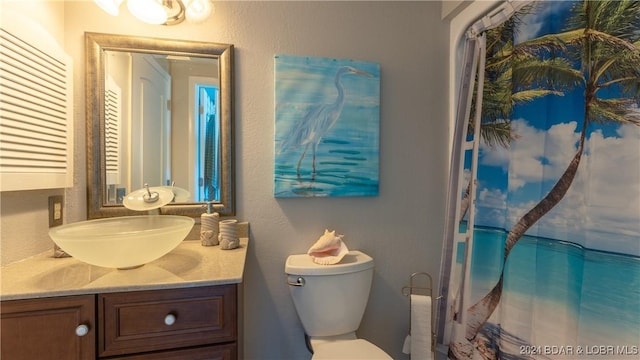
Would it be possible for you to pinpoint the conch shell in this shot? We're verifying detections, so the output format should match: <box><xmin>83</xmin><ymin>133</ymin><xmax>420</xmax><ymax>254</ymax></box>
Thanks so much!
<box><xmin>307</xmin><ymin>229</ymin><xmax>349</xmax><ymax>265</ymax></box>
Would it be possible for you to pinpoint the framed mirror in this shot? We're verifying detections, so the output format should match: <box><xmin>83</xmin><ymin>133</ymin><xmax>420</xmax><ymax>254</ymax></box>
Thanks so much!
<box><xmin>86</xmin><ymin>32</ymin><xmax>234</xmax><ymax>218</ymax></box>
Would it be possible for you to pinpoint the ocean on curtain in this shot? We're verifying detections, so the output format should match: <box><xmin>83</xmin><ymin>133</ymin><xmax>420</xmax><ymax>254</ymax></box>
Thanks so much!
<box><xmin>442</xmin><ymin>1</ymin><xmax>640</xmax><ymax>359</ymax></box>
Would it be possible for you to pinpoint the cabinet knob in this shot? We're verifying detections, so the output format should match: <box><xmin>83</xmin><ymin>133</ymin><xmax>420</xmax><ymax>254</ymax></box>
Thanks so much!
<box><xmin>75</xmin><ymin>324</ymin><xmax>89</xmax><ymax>337</ymax></box>
<box><xmin>164</xmin><ymin>313</ymin><xmax>176</xmax><ymax>326</ymax></box>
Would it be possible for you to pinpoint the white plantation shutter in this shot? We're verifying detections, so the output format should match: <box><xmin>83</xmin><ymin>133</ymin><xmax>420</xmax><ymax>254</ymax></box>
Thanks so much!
<box><xmin>105</xmin><ymin>76</ymin><xmax>121</xmax><ymax>185</ymax></box>
<box><xmin>0</xmin><ymin>12</ymin><xmax>73</xmax><ymax>191</ymax></box>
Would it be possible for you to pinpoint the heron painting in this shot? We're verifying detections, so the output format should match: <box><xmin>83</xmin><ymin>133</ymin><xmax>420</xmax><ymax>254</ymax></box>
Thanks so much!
<box><xmin>274</xmin><ymin>55</ymin><xmax>380</xmax><ymax>198</ymax></box>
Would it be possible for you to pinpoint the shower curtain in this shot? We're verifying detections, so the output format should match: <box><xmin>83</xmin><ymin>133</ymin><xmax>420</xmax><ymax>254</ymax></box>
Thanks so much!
<box><xmin>439</xmin><ymin>1</ymin><xmax>640</xmax><ymax>359</ymax></box>
<box><xmin>204</xmin><ymin>113</ymin><xmax>219</xmax><ymax>202</ymax></box>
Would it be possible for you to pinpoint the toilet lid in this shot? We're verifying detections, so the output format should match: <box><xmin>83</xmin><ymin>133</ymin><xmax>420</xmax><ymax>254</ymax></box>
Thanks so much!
<box><xmin>312</xmin><ymin>339</ymin><xmax>392</xmax><ymax>360</ymax></box>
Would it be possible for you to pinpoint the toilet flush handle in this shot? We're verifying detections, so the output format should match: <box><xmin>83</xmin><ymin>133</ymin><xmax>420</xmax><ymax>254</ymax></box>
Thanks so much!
<box><xmin>287</xmin><ymin>276</ymin><xmax>305</xmax><ymax>287</ymax></box>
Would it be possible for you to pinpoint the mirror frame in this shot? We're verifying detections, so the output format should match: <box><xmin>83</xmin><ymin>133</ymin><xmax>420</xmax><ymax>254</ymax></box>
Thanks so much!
<box><xmin>85</xmin><ymin>32</ymin><xmax>234</xmax><ymax>218</ymax></box>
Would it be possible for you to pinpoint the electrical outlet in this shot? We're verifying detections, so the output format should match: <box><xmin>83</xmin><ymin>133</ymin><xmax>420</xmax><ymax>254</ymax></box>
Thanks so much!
<box><xmin>48</xmin><ymin>195</ymin><xmax>64</xmax><ymax>227</ymax></box>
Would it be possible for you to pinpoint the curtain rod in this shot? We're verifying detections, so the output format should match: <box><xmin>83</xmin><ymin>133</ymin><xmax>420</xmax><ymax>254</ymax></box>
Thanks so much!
<box><xmin>466</xmin><ymin>0</ymin><xmax>533</xmax><ymax>38</ymax></box>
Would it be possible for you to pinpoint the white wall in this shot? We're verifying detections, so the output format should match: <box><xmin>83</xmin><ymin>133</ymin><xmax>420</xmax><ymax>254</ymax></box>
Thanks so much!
<box><xmin>2</xmin><ymin>1</ymin><xmax>450</xmax><ymax>358</ymax></box>
<box><xmin>442</xmin><ymin>0</ymin><xmax>471</xmax><ymax>20</ymax></box>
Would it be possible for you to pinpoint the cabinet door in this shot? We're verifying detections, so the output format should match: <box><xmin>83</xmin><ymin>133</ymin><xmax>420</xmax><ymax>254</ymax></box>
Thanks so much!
<box><xmin>1</xmin><ymin>295</ymin><xmax>96</xmax><ymax>360</ymax></box>
<box><xmin>112</xmin><ymin>343</ymin><xmax>236</xmax><ymax>360</ymax></box>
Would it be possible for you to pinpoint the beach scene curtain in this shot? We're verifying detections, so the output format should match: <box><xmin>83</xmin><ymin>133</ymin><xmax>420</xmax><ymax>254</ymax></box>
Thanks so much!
<box><xmin>443</xmin><ymin>1</ymin><xmax>640</xmax><ymax>359</ymax></box>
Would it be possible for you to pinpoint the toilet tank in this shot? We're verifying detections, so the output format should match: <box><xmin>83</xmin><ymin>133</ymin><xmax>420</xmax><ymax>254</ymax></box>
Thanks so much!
<box><xmin>285</xmin><ymin>251</ymin><xmax>374</xmax><ymax>337</ymax></box>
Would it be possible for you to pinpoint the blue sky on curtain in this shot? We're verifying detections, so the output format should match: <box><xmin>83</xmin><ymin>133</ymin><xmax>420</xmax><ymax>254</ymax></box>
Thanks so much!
<box><xmin>442</xmin><ymin>1</ymin><xmax>640</xmax><ymax>359</ymax></box>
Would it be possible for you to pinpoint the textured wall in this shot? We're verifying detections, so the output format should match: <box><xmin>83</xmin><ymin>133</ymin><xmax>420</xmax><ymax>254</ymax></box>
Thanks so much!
<box><xmin>3</xmin><ymin>1</ymin><xmax>450</xmax><ymax>359</ymax></box>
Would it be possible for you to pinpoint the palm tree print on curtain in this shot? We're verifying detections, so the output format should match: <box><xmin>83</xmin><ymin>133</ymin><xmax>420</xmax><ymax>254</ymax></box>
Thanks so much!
<box><xmin>458</xmin><ymin>3</ymin><xmax>583</xmax><ymax>221</ymax></box>
<box><xmin>448</xmin><ymin>1</ymin><xmax>640</xmax><ymax>359</ymax></box>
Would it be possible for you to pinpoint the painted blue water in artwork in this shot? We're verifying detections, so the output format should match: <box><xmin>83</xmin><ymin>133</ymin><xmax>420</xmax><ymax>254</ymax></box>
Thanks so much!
<box><xmin>462</xmin><ymin>226</ymin><xmax>640</xmax><ymax>349</ymax></box>
<box><xmin>274</xmin><ymin>55</ymin><xmax>380</xmax><ymax>198</ymax></box>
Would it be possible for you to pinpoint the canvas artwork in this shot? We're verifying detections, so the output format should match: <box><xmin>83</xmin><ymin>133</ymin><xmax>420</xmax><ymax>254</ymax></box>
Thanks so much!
<box><xmin>274</xmin><ymin>55</ymin><xmax>380</xmax><ymax>198</ymax></box>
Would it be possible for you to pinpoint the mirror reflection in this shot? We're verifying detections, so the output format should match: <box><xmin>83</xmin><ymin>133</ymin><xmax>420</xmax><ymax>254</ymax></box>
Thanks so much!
<box><xmin>103</xmin><ymin>50</ymin><xmax>220</xmax><ymax>204</ymax></box>
<box><xmin>86</xmin><ymin>33</ymin><xmax>234</xmax><ymax>218</ymax></box>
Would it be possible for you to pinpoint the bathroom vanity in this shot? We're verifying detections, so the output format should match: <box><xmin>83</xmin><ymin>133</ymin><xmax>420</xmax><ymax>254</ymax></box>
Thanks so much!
<box><xmin>0</xmin><ymin>236</ymin><xmax>248</xmax><ymax>360</ymax></box>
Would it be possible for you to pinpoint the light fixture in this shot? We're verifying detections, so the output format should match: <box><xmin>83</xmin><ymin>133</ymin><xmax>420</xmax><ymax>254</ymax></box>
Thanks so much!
<box><xmin>94</xmin><ymin>0</ymin><xmax>214</xmax><ymax>25</ymax></box>
<box><xmin>94</xmin><ymin>0</ymin><xmax>124</xmax><ymax>16</ymax></box>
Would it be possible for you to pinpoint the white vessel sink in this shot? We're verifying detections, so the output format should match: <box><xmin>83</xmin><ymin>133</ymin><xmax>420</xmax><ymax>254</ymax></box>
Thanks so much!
<box><xmin>49</xmin><ymin>215</ymin><xmax>194</xmax><ymax>269</ymax></box>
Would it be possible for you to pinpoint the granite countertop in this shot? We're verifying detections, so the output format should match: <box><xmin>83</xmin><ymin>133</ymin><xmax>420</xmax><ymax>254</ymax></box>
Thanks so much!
<box><xmin>0</xmin><ymin>236</ymin><xmax>249</xmax><ymax>301</ymax></box>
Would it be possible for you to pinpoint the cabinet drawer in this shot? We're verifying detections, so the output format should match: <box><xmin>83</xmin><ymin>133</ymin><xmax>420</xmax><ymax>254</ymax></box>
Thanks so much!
<box><xmin>99</xmin><ymin>285</ymin><xmax>236</xmax><ymax>357</ymax></box>
<box><xmin>112</xmin><ymin>343</ymin><xmax>236</xmax><ymax>360</ymax></box>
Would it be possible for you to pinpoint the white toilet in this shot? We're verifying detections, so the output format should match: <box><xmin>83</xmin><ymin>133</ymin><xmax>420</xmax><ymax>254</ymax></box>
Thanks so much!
<box><xmin>285</xmin><ymin>250</ymin><xmax>392</xmax><ymax>359</ymax></box>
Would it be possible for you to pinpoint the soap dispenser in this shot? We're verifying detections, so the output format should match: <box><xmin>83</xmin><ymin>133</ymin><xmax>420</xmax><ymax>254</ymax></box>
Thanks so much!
<box><xmin>200</xmin><ymin>202</ymin><xmax>220</xmax><ymax>246</ymax></box>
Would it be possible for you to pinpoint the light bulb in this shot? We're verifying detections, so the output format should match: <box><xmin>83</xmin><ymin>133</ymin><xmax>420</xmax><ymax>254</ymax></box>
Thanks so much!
<box><xmin>94</xmin><ymin>0</ymin><xmax>123</xmax><ymax>16</ymax></box>
<box><xmin>184</xmin><ymin>0</ymin><xmax>214</xmax><ymax>24</ymax></box>
<box><xmin>127</xmin><ymin>0</ymin><xmax>168</xmax><ymax>25</ymax></box>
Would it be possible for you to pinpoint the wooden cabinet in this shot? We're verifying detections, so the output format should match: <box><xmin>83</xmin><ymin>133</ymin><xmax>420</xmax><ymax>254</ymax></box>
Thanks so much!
<box><xmin>1</xmin><ymin>285</ymin><xmax>238</xmax><ymax>360</ymax></box>
<box><xmin>0</xmin><ymin>295</ymin><xmax>96</xmax><ymax>360</ymax></box>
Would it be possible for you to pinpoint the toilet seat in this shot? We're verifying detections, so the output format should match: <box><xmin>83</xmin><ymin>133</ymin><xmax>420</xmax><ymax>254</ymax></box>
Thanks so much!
<box><xmin>312</xmin><ymin>339</ymin><xmax>392</xmax><ymax>360</ymax></box>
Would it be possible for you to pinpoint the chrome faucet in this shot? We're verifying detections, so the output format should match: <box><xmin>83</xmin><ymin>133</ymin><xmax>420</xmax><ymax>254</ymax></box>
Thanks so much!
<box><xmin>143</xmin><ymin>183</ymin><xmax>160</xmax><ymax>203</ymax></box>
